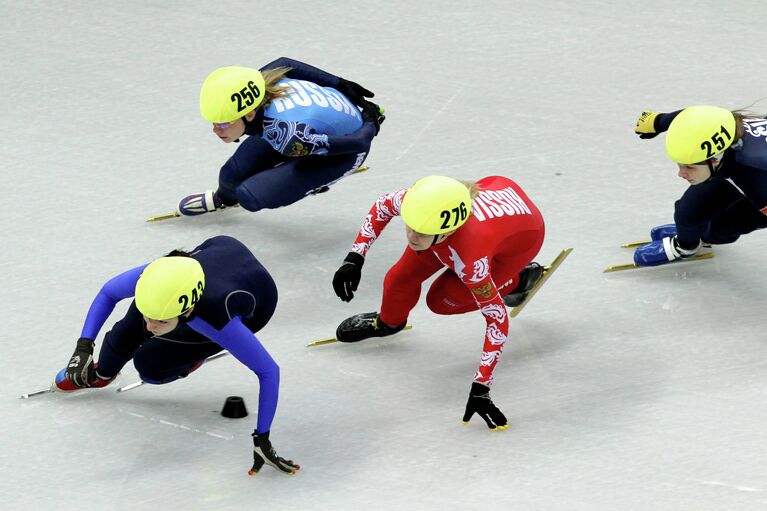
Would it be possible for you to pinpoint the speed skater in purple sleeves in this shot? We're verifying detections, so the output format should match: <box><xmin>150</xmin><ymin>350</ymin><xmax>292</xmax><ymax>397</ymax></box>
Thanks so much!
<box><xmin>176</xmin><ymin>57</ymin><xmax>384</xmax><ymax>217</ymax></box>
<box><xmin>53</xmin><ymin>235</ymin><xmax>298</xmax><ymax>476</ymax></box>
<box><xmin>632</xmin><ymin>106</ymin><xmax>767</xmax><ymax>266</ymax></box>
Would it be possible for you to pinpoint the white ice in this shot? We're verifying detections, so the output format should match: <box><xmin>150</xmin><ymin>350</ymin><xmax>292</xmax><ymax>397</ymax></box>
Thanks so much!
<box><xmin>3</xmin><ymin>1</ymin><xmax>767</xmax><ymax>510</ymax></box>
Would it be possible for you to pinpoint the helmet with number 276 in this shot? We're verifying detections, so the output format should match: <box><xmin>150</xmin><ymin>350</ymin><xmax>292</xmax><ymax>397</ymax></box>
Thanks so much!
<box><xmin>135</xmin><ymin>257</ymin><xmax>206</xmax><ymax>321</ymax></box>
<box><xmin>665</xmin><ymin>105</ymin><xmax>736</xmax><ymax>164</ymax></box>
<box><xmin>401</xmin><ymin>176</ymin><xmax>472</xmax><ymax>235</ymax></box>
<box><xmin>200</xmin><ymin>66</ymin><xmax>266</xmax><ymax>123</ymax></box>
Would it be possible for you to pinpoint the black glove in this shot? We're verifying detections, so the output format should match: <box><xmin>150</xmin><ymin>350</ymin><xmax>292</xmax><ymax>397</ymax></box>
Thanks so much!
<box><xmin>335</xmin><ymin>77</ymin><xmax>375</xmax><ymax>107</ymax></box>
<box><xmin>462</xmin><ymin>382</ymin><xmax>509</xmax><ymax>431</ymax></box>
<box><xmin>65</xmin><ymin>337</ymin><xmax>95</xmax><ymax>388</ymax></box>
<box><xmin>333</xmin><ymin>252</ymin><xmax>365</xmax><ymax>302</ymax></box>
<box><xmin>361</xmin><ymin>101</ymin><xmax>385</xmax><ymax>135</ymax></box>
<box><xmin>249</xmin><ymin>431</ymin><xmax>300</xmax><ymax>476</ymax></box>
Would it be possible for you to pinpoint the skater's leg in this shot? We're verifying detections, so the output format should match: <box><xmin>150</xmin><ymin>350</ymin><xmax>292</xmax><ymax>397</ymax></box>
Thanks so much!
<box><xmin>426</xmin><ymin>229</ymin><xmax>544</xmax><ymax>315</ymax></box>
<box><xmin>234</xmin><ymin>149</ymin><xmax>369</xmax><ymax>212</ymax></box>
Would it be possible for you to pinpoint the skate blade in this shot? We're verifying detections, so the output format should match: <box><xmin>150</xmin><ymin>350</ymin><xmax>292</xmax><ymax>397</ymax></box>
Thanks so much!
<box><xmin>603</xmin><ymin>252</ymin><xmax>715</xmax><ymax>272</ymax></box>
<box><xmin>307</xmin><ymin>325</ymin><xmax>412</xmax><ymax>347</ymax></box>
<box><xmin>115</xmin><ymin>351</ymin><xmax>230</xmax><ymax>392</ymax></box>
<box><xmin>146</xmin><ymin>204</ymin><xmax>243</xmax><ymax>222</ymax></box>
<box><xmin>146</xmin><ymin>212</ymin><xmax>180</xmax><ymax>222</ymax></box>
<box><xmin>509</xmin><ymin>248</ymin><xmax>573</xmax><ymax>318</ymax></box>
<box><xmin>621</xmin><ymin>240</ymin><xmax>712</xmax><ymax>249</ymax></box>
<box><xmin>20</xmin><ymin>387</ymin><xmax>54</xmax><ymax>399</ymax></box>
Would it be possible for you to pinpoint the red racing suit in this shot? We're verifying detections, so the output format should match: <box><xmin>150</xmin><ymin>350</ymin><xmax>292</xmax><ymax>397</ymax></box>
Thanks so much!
<box><xmin>349</xmin><ymin>176</ymin><xmax>545</xmax><ymax>384</ymax></box>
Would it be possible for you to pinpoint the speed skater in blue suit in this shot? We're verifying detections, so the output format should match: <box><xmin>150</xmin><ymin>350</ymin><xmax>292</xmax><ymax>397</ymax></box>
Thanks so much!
<box><xmin>177</xmin><ymin>57</ymin><xmax>385</xmax><ymax>217</ymax></box>
<box><xmin>53</xmin><ymin>235</ymin><xmax>299</xmax><ymax>475</ymax></box>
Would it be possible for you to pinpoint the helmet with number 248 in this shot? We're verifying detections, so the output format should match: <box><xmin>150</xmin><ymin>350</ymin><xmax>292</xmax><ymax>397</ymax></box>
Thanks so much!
<box><xmin>135</xmin><ymin>257</ymin><xmax>206</xmax><ymax>321</ymax></box>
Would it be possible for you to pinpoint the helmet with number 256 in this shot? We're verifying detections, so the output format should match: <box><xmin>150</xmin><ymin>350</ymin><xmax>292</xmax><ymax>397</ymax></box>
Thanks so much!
<box><xmin>200</xmin><ymin>66</ymin><xmax>266</xmax><ymax>123</ymax></box>
<box><xmin>135</xmin><ymin>257</ymin><xmax>206</xmax><ymax>321</ymax></box>
<box><xmin>665</xmin><ymin>105</ymin><xmax>736</xmax><ymax>164</ymax></box>
<box><xmin>401</xmin><ymin>176</ymin><xmax>472</xmax><ymax>235</ymax></box>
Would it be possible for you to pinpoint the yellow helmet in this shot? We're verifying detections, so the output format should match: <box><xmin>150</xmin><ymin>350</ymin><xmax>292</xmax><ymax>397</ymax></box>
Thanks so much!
<box><xmin>135</xmin><ymin>257</ymin><xmax>205</xmax><ymax>320</ymax></box>
<box><xmin>665</xmin><ymin>105</ymin><xmax>736</xmax><ymax>164</ymax></box>
<box><xmin>401</xmin><ymin>176</ymin><xmax>472</xmax><ymax>235</ymax></box>
<box><xmin>200</xmin><ymin>66</ymin><xmax>266</xmax><ymax>123</ymax></box>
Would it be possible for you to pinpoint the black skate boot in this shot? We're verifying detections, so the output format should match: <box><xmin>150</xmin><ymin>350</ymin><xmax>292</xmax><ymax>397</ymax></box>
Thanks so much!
<box><xmin>335</xmin><ymin>312</ymin><xmax>406</xmax><ymax>343</ymax></box>
<box><xmin>503</xmin><ymin>263</ymin><xmax>544</xmax><ymax>307</ymax></box>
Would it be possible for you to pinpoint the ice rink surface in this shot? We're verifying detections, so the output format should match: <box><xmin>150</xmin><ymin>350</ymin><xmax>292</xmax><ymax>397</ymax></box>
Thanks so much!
<box><xmin>3</xmin><ymin>1</ymin><xmax>767</xmax><ymax>509</ymax></box>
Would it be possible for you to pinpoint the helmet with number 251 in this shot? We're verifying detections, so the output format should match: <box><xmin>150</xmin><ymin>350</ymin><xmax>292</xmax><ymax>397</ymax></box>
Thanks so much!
<box><xmin>135</xmin><ymin>257</ymin><xmax>206</xmax><ymax>321</ymax></box>
<box><xmin>665</xmin><ymin>105</ymin><xmax>736</xmax><ymax>164</ymax></box>
<box><xmin>401</xmin><ymin>176</ymin><xmax>472</xmax><ymax>235</ymax></box>
<box><xmin>200</xmin><ymin>66</ymin><xmax>266</xmax><ymax>123</ymax></box>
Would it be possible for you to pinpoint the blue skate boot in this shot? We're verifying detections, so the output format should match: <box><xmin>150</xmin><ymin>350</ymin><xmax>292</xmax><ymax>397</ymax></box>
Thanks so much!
<box><xmin>177</xmin><ymin>190</ymin><xmax>225</xmax><ymax>217</ymax></box>
<box><xmin>650</xmin><ymin>224</ymin><xmax>677</xmax><ymax>240</ymax></box>
<box><xmin>634</xmin><ymin>236</ymin><xmax>702</xmax><ymax>267</ymax></box>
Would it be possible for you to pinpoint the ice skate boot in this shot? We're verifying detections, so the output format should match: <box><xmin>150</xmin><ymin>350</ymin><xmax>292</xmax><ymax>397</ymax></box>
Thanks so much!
<box><xmin>650</xmin><ymin>224</ymin><xmax>677</xmax><ymax>241</ymax></box>
<box><xmin>335</xmin><ymin>312</ymin><xmax>406</xmax><ymax>343</ymax></box>
<box><xmin>503</xmin><ymin>263</ymin><xmax>544</xmax><ymax>307</ymax></box>
<box><xmin>53</xmin><ymin>364</ymin><xmax>116</xmax><ymax>392</ymax></box>
<box><xmin>177</xmin><ymin>190</ymin><xmax>224</xmax><ymax>217</ymax></box>
<box><xmin>633</xmin><ymin>236</ymin><xmax>702</xmax><ymax>267</ymax></box>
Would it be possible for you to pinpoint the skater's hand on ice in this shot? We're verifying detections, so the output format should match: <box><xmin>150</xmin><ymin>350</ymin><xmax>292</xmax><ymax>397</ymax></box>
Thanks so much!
<box><xmin>634</xmin><ymin>110</ymin><xmax>660</xmax><ymax>139</ymax></box>
<box><xmin>249</xmin><ymin>431</ymin><xmax>300</xmax><ymax>476</ymax></box>
<box><xmin>333</xmin><ymin>252</ymin><xmax>365</xmax><ymax>302</ymax></box>
<box><xmin>462</xmin><ymin>382</ymin><xmax>509</xmax><ymax>431</ymax></box>
<box><xmin>65</xmin><ymin>338</ymin><xmax>95</xmax><ymax>388</ymax></box>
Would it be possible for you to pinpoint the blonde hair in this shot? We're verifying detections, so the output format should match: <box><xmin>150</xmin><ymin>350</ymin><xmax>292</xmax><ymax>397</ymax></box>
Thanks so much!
<box><xmin>460</xmin><ymin>180</ymin><xmax>484</xmax><ymax>200</ymax></box>
<box><xmin>261</xmin><ymin>67</ymin><xmax>292</xmax><ymax>107</ymax></box>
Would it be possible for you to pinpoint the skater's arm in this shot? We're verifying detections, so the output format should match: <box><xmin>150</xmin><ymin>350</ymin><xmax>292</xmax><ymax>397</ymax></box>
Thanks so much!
<box><xmin>80</xmin><ymin>264</ymin><xmax>148</xmax><ymax>340</ymax></box>
<box><xmin>653</xmin><ymin>110</ymin><xmax>684</xmax><ymax>133</ymax></box>
<box><xmin>635</xmin><ymin>109</ymin><xmax>683</xmax><ymax>138</ymax></box>
<box><xmin>260</xmin><ymin>57</ymin><xmax>341</xmax><ymax>86</ymax></box>
<box><xmin>351</xmin><ymin>189</ymin><xmax>408</xmax><ymax>256</ymax></box>
<box><xmin>187</xmin><ymin>316</ymin><xmax>279</xmax><ymax>433</ymax></box>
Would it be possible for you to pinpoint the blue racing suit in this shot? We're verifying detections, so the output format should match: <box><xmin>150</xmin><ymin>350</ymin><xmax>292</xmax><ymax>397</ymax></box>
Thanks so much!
<box><xmin>216</xmin><ymin>57</ymin><xmax>379</xmax><ymax>211</ymax></box>
<box><xmin>78</xmin><ymin>236</ymin><xmax>280</xmax><ymax>433</ymax></box>
<box><xmin>654</xmin><ymin>111</ymin><xmax>767</xmax><ymax>246</ymax></box>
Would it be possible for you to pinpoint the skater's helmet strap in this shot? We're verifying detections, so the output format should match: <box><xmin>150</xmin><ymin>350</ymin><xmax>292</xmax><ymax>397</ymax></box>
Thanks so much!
<box><xmin>135</xmin><ymin>257</ymin><xmax>205</xmax><ymax>321</ymax></box>
<box><xmin>666</xmin><ymin>105</ymin><xmax>736</xmax><ymax>165</ymax></box>
<box><xmin>200</xmin><ymin>66</ymin><xmax>266</xmax><ymax>123</ymax></box>
<box><xmin>401</xmin><ymin>176</ymin><xmax>472</xmax><ymax>235</ymax></box>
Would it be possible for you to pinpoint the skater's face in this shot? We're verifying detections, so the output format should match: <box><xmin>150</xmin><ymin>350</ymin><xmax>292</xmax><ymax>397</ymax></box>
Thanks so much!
<box><xmin>144</xmin><ymin>316</ymin><xmax>180</xmax><ymax>336</ymax></box>
<box><xmin>212</xmin><ymin>118</ymin><xmax>245</xmax><ymax>143</ymax></box>
<box><xmin>677</xmin><ymin>163</ymin><xmax>712</xmax><ymax>185</ymax></box>
<box><xmin>211</xmin><ymin>110</ymin><xmax>258</xmax><ymax>143</ymax></box>
<box><xmin>405</xmin><ymin>226</ymin><xmax>453</xmax><ymax>251</ymax></box>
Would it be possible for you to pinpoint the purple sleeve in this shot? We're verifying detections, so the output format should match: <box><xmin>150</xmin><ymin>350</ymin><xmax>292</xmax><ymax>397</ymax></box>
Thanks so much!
<box><xmin>80</xmin><ymin>264</ymin><xmax>148</xmax><ymax>340</ymax></box>
<box><xmin>187</xmin><ymin>316</ymin><xmax>280</xmax><ymax>433</ymax></box>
